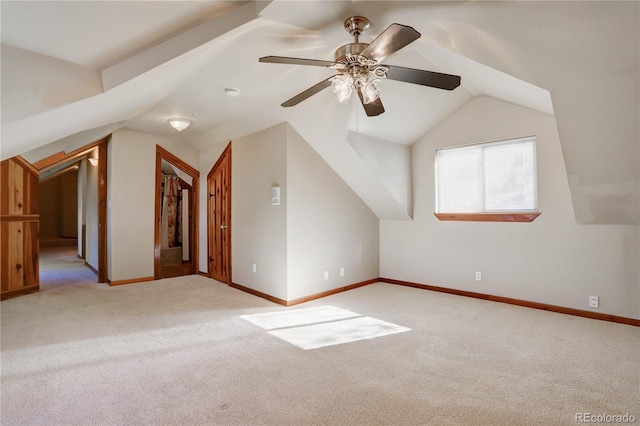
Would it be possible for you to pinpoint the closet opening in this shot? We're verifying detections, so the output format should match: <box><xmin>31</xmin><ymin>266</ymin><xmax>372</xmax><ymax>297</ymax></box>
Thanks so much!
<box><xmin>154</xmin><ymin>146</ymin><xmax>199</xmax><ymax>279</ymax></box>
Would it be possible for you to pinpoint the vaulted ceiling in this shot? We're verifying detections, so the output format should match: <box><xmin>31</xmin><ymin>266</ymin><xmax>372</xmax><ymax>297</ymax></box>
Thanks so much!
<box><xmin>1</xmin><ymin>1</ymin><xmax>638</xmax><ymax>224</ymax></box>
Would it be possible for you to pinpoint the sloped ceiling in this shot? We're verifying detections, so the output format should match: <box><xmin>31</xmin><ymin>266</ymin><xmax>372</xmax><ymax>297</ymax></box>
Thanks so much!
<box><xmin>1</xmin><ymin>1</ymin><xmax>638</xmax><ymax>224</ymax></box>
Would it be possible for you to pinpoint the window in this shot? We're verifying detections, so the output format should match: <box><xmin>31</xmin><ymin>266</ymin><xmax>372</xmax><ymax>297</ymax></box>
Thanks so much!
<box><xmin>435</xmin><ymin>136</ymin><xmax>540</xmax><ymax>222</ymax></box>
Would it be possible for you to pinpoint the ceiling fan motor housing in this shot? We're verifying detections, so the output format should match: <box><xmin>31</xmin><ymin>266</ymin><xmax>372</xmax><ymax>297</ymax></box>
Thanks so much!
<box><xmin>334</xmin><ymin>43</ymin><xmax>368</xmax><ymax>63</ymax></box>
<box><xmin>336</xmin><ymin>16</ymin><xmax>372</xmax><ymax>69</ymax></box>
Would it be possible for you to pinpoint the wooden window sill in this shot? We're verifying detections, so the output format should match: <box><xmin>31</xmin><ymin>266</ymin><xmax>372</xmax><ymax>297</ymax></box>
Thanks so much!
<box><xmin>434</xmin><ymin>212</ymin><xmax>541</xmax><ymax>222</ymax></box>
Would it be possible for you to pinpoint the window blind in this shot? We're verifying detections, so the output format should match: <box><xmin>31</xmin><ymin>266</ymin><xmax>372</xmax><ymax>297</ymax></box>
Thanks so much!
<box><xmin>436</xmin><ymin>136</ymin><xmax>537</xmax><ymax>213</ymax></box>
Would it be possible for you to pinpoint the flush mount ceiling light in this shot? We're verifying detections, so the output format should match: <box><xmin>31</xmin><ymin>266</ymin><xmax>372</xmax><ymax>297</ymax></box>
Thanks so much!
<box><xmin>225</xmin><ymin>88</ymin><xmax>241</xmax><ymax>97</ymax></box>
<box><xmin>168</xmin><ymin>118</ymin><xmax>192</xmax><ymax>133</ymax></box>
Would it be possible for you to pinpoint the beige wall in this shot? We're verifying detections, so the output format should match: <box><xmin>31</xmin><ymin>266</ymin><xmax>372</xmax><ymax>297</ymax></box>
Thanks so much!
<box><xmin>223</xmin><ymin>122</ymin><xmax>379</xmax><ymax>302</ymax></box>
<box><xmin>232</xmin><ymin>123</ymin><xmax>288</xmax><ymax>300</ymax></box>
<box><xmin>108</xmin><ymin>129</ymin><xmax>198</xmax><ymax>281</ymax></box>
<box><xmin>380</xmin><ymin>96</ymin><xmax>639</xmax><ymax>319</ymax></box>
<box><xmin>286</xmin><ymin>125</ymin><xmax>379</xmax><ymax>300</ymax></box>
<box><xmin>107</xmin><ymin>100</ymin><xmax>637</xmax><ymax>318</ymax></box>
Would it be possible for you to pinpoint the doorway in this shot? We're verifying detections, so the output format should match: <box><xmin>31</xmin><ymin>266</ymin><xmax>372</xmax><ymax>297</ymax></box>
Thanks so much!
<box><xmin>207</xmin><ymin>142</ymin><xmax>231</xmax><ymax>283</ymax></box>
<box><xmin>154</xmin><ymin>146</ymin><xmax>200</xmax><ymax>279</ymax></box>
<box><xmin>33</xmin><ymin>137</ymin><xmax>108</xmax><ymax>284</ymax></box>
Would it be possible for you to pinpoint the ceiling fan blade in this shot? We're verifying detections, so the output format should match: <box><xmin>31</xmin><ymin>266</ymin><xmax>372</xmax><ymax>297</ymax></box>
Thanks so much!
<box><xmin>360</xmin><ymin>23</ymin><xmax>421</xmax><ymax>63</ymax></box>
<box><xmin>259</xmin><ymin>56</ymin><xmax>336</xmax><ymax>68</ymax></box>
<box><xmin>384</xmin><ymin>65</ymin><xmax>461</xmax><ymax>90</ymax></box>
<box><xmin>282</xmin><ymin>77</ymin><xmax>333</xmax><ymax>107</ymax></box>
<box><xmin>356</xmin><ymin>88</ymin><xmax>385</xmax><ymax>117</ymax></box>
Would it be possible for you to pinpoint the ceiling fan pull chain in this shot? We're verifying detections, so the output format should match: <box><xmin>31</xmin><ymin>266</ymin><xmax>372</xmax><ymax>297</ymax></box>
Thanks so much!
<box><xmin>356</xmin><ymin>96</ymin><xmax>359</xmax><ymax>133</ymax></box>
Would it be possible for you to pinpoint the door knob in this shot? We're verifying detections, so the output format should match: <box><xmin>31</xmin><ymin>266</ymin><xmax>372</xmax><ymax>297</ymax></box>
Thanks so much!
<box><xmin>220</xmin><ymin>225</ymin><xmax>227</xmax><ymax>229</ymax></box>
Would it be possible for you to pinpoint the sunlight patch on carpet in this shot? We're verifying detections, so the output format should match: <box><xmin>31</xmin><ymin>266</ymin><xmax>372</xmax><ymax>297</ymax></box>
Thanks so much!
<box><xmin>241</xmin><ymin>306</ymin><xmax>410</xmax><ymax>350</ymax></box>
<box><xmin>269</xmin><ymin>316</ymin><xmax>411</xmax><ymax>350</ymax></box>
<box><xmin>240</xmin><ymin>305</ymin><xmax>359</xmax><ymax>330</ymax></box>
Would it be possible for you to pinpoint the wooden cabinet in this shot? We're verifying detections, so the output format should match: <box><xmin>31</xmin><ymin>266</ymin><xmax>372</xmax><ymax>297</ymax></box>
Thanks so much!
<box><xmin>1</xmin><ymin>156</ymin><xmax>39</xmax><ymax>300</ymax></box>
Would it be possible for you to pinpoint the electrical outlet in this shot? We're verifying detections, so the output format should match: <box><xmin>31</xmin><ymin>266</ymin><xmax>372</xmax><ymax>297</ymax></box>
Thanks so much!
<box><xmin>324</xmin><ymin>271</ymin><xmax>329</xmax><ymax>280</ymax></box>
<box><xmin>589</xmin><ymin>295</ymin><xmax>599</xmax><ymax>308</ymax></box>
<box><xmin>475</xmin><ymin>271</ymin><xmax>482</xmax><ymax>282</ymax></box>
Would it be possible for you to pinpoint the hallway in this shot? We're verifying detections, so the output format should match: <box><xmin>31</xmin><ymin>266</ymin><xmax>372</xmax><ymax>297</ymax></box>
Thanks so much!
<box><xmin>39</xmin><ymin>245</ymin><xmax>97</xmax><ymax>292</ymax></box>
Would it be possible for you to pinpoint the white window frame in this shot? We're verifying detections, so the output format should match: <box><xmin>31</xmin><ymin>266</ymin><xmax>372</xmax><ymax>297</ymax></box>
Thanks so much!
<box><xmin>434</xmin><ymin>136</ymin><xmax>540</xmax><ymax>222</ymax></box>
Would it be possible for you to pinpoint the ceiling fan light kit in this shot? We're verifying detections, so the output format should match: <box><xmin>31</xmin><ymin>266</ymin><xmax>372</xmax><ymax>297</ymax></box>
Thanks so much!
<box><xmin>329</xmin><ymin>69</ymin><xmax>385</xmax><ymax>105</ymax></box>
<box><xmin>259</xmin><ymin>16</ymin><xmax>461</xmax><ymax>117</ymax></box>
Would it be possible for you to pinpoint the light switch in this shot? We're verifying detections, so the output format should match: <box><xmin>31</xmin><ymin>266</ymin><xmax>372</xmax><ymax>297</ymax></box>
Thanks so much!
<box><xmin>271</xmin><ymin>186</ymin><xmax>280</xmax><ymax>205</ymax></box>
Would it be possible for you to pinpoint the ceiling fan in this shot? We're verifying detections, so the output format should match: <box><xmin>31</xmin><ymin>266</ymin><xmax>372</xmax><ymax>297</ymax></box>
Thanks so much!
<box><xmin>259</xmin><ymin>16</ymin><xmax>461</xmax><ymax>117</ymax></box>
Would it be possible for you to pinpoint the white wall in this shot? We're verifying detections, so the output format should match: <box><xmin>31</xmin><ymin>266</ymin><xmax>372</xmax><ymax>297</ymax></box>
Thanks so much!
<box><xmin>231</xmin><ymin>123</ymin><xmax>288</xmax><ymax>300</ymax></box>
<box><xmin>347</xmin><ymin>130</ymin><xmax>413</xmax><ymax>218</ymax></box>
<box><xmin>0</xmin><ymin>44</ymin><xmax>102</xmax><ymax>124</ymax></box>
<box><xmin>287</xmin><ymin>125</ymin><xmax>379</xmax><ymax>300</ymax></box>
<box><xmin>286</xmin><ymin>103</ymin><xmax>414</xmax><ymax>220</ymax></box>
<box><xmin>108</xmin><ymin>129</ymin><xmax>198</xmax><ymax>281</ymax></box>
<box><xmin>381</xmin><ymin>96</ymin><xmax>639</xmax><ymax>319</ymax></box>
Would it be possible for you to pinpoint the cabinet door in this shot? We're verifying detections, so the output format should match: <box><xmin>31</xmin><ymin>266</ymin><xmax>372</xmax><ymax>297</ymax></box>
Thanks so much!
<box><xmin>1</xmin><ymin>157</ymin><xmax>39</xmax><ymax>299</ymax></box>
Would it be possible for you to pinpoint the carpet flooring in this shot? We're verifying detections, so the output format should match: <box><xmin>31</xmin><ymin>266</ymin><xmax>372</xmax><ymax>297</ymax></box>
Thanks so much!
<box><xmin>1</xmin><ymin>247</ymin><xmax>638</xmax><ymax>425</ymax></box>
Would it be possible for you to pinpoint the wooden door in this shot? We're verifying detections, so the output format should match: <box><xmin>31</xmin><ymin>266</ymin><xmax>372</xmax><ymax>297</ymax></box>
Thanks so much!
<box><xmin>1</xmin><ymin>156</ymin><xmax>40</xmax><ymax>300</ymax></box>
<box><xmin>207</xmin><ymin>143</ymin><xmax>231</xmax><ymax>283</ymax></box>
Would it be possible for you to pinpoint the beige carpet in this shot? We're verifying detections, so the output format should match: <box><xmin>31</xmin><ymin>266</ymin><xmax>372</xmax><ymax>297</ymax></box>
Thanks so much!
<box><xmin>1</xmin><ymin>247</ymin><xmax>638</xmax><ymax>425</ymax></box>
